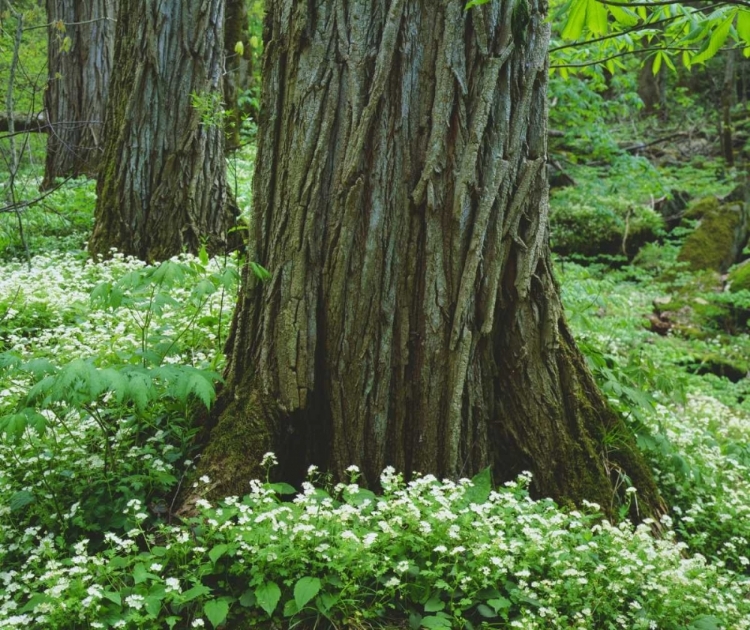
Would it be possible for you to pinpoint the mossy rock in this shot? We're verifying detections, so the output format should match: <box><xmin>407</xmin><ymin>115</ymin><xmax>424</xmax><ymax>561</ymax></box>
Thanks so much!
<box><xmin>727</xmin><ymin>259</ymin><xmax>750</xmax><ymax>292</ymax></box>
<box><xmin>677</xmin><ymin>198</ymin><xmax>748</xmax><ymax>273</ymax></box>
<box><xmin>551</xmin><ymin>203</ymin><xmax>663</xmax><ymax>259</ymax></box>
<box><xmin>682</xmin><ymin>353</ymin><xmax>749</xmax><ymax>382</ymax></box>
<box><xmin>683</xmin><ymin>196</ymin><xmax>720</xmax><ymax>220</ymax></box>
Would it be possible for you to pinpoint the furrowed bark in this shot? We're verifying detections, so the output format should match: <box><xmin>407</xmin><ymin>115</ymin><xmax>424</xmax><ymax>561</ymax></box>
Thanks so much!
<box><xmin>195</xmin><ymin>0</ymin><xmax>663</xmax><ymax>518</ymax></box>
<box><xmin>42</xmin><ymin>0</ymin><xmax>116</xmax><ymax>189</ymax></box>
<box><xmin>89</xmin><ymin>0</ymin><xmax>237</xmax><ymax>262</ymax></box>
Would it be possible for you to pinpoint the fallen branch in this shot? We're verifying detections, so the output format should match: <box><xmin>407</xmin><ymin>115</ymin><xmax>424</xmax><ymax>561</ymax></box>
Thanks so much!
<box><xmin>0</xmin><ymin>111</ymin><xmax>49</xmax><ymax>134</ymax></box>
<box><xmin>620</xmin><ymin>131</ymin><xmax>689</xmax><ymax>154</ymax></box>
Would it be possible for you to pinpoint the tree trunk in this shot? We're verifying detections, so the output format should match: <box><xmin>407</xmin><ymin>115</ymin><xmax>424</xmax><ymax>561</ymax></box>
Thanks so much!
<box><xmin>42</xmin><ymin>0</ymin><xmax>116</xmax><ymax>189</ymax></box>
<box><xmin>721</xmin><ymin>50</ymin><xmax>735</xmax><ymax>167</ymax></box>
<box><xmin>224</xmin><ymin>0</ymin><xmax>250</xmax><ymax>151</ymax></box>
<box><xmin>638</xmin><ymin>51</ymin><xmax>666</xmax><ymax>118</ymax></box>
<box><xmin>88</xmin><ymin>0</ymin><xmax>237</xmax><ymax>262</ymax></box>
<box><xmin>196</xmin><ymin>0</ymin><xmax>663</xmax><ymax>517</ymax></box>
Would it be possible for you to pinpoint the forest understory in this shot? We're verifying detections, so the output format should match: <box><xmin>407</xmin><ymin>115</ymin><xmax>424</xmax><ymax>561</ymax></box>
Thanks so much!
<box><xmin>3</xmin><ymin>1</ymin><xmax>750</xmax><ymax>629</ymax></box>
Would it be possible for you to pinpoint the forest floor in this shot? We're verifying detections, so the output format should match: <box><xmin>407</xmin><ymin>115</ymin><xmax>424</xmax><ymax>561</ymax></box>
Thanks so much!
<box><xmin>1</xmin><ymin>151</ymin><xmax>750</xmax><ymax>628</ymax></box>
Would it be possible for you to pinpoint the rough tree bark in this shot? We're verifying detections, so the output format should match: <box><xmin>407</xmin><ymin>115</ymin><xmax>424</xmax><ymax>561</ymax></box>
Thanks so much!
<box><xmin>196</xmin><ymin>0</ymin><xmax>663</xmax><ymax>516</ymax></box>
<box><xmin>88</xmin><ymin>0</ymin><xmax>237</xmax><ymax>262</ymax></box>
<box><xmin>224</xmin><ymin>0</ymin><xmax>250</xmax><ymax>150</ymax></box>
<box><xmin>42</xmin><ymin>0</ymin><xmax>116</xmax><ymax>189</ymax></box>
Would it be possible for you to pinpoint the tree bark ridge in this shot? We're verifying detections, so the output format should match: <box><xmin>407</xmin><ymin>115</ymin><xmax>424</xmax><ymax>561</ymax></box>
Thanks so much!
<box><xmin>197</xmin><ymin>0</ymin><xmax>662</xmax><ymax>518</ymax></box>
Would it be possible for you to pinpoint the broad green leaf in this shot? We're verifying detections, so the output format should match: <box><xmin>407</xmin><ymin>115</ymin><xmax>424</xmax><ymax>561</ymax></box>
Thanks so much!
<box><xmin>133</xmin><ymin>563</ymin><xmax>153</xmax><ymax>585</ymax></box>
<box><xmin>561</xmin><ymin>0</ymin><xmax>588</xmax><ymax>40</ymax></box>
<box><xmin>102</xmin><ymin>591</ymin><xmax>121</xmax><ymax>606</ymax></box>
<box><xmin>268</xmin><ymin>482</ymin><xmax>297</xmax><ymax>496</ymax></box>
<box><xmin>464</xmin><ymin>466</ymin><xmax>492</xmax><ymax>505</ymax></box>
<box><xmin>738</xmin><ymin>10</ymin><xmax>750</xmax><ymax>45</ymax></box>
<box><xmin>692</xmin><ymin>14</ymin><xmax>733</xmax><ymax>64</ymax></box>
<box><xmin>421</xmin><ymin>615</ymin><xmax>453</xmax><ymax>629</ymax></box>
<box><xmin>204</xmin><ymin>599</ymin><xmax>229</xmax><ymax>628</ymax></box>
<box><xmin>476</xmin><ymin>604</ymin><xmax>496</xmax><ymax>618</ymax></box>
<box><xmin>283</xmin><ymin>598</ymin><xmax>299</xmax><ymax>616</ymax></box>
<box><xmin>293</xmin><ymin>577</ymin><xmax>321</xmax><ymax>610</ymax></box>
<box><xmin>586</xmin><ymin>0</ymin><xmax>608</xmax><ymax>36</ymax></box>
<box><xmin>249</xmin><ymin>261</ymin><xmax>271</xmax><ymax>282</ymax></box>
<box><xmin>0</xmin><ymin>412</ymin><xmax>28</xmax><ymax>441</ymax></box>
<box><xmin>344</xmin><ymin>487</ymin><xmax>377</xmax><ymax>506</ymax></box>
<box><xmin>487</xmin><ymin>597</ymin><xmax>512</xmax><ymax>612</ymax></box>
<box><xmin>424</xmin><ymin>594</ymin><xmax>445</xmax><ymax>613</ymax></box>
<box><xmin>238</xmin><ymin>590</ymin><xmax>256</xmax><ymax>607</ymax></box>
<box><xmin>652</xmin><ymin>51</ymin><xmax>663</xmax><ymax>76</ymax></box>
<box><xmin>317</xmin><ymin>592</ymin><xmax>338</xmax><ymax>614</ymax></box>
<box><xmin>145</xmin><ymin>593</ymin><xmax>163</xmax><ymax>618</ymax></box>
<box><xmin>180</xmin><ymin>584</ymin><xmax>211</xmax><ymax>603</ymax></box>
<box><xmin>608</xmin><ymin>5</ymin><xmax>639</xmax><ymax>27</ymax></box>
<box><xmin>9</xmin><ymin>490</ymin><xmax>35</xmax><ymax>512</ymax></box>
<box><xmin>689</xmin><ymin>616</ymin><xmax>722</xmax><ymax>630</ymax></box>
<box><xmin>208</xmin><ymin>543</ymin><xmax>229</xmax><ymax>564</ymax></box>
<box><xmin>255</xmin><ymin>581</ymin><xmax>281</xmax><ymax>617</ymax></box>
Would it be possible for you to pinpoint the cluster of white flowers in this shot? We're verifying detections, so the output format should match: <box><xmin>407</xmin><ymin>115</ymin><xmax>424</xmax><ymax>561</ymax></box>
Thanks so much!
<box><xmin>1</xmin><ymin>251</ymin><xmax>750</xmax><ymax>628</ymax></box>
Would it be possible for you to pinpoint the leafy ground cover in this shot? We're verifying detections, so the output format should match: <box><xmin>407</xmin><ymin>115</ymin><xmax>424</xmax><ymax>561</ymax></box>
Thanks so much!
<box><xmin>0</xmin><ymin>181</ymin><xmax>750</xmax><ymax>629</ymax></box>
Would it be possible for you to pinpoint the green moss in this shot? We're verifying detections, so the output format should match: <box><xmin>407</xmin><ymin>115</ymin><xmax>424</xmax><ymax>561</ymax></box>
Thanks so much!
<box><xmin>683</xmin><ymin>196</ymin><xmax>720</xmax><ymax>220</ymax></box>
<box><xmin>677</xmin><ymin>202</ymin><xmax>744</xmax><ymax>272</ymax></box>
<box><xmin>196</xmin><ymin>382</ymin><xmax>280</xmax><ymax>500</ymax></box>
<box><xmin>728</xmin><ymin>260</ymin><xmax>750</xmax><ymax>292</ymax></box>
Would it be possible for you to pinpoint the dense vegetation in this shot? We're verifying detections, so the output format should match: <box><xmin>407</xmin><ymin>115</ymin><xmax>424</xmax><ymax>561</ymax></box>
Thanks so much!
<box><xmin>2</xmin><ymin>1</ymin><xmax>750</xmax><ymax>628</ymax></box>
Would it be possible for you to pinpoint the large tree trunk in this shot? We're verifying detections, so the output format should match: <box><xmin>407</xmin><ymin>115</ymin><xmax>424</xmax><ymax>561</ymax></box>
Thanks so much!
<box><xmin>196</xmin><ymin>0</ymin><xmax>662</xmax><ymax>516</ymax></box>
<box><xmin>88</xmin><ymin>0</ymin><xmax>236</xmax><ymax>262</ymax></box>
<box><xmin>224</xmin><ymin>0</ymin><xmax>250</xmax><ymax>151</ymax></box>
<box><xmin>42</xmin><ymin>0</ymin><xmax>116</xmax><ymax>189</ymax></box>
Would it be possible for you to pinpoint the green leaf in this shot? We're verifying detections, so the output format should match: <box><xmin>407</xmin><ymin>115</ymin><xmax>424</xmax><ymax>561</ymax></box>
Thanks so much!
<box><xmin>133</xmin><ymin>563</ymin><xmax>151</xmax><ymax>585</ymax></box>
<box><xmin>0</xmin><ymin>412</ymin><xmax>28</xmax><ymax>441</ymax></box>
<box><xmin>293</xmin><ymin>577</ymin><xmax>321</xmax><ymax>610</ymax></box>
<box><xmin>561</xmin><ymin>0</ymin><xmax>588</xmax><ymax>40</ymax></box>
<box><xmin>204</xmin><ymin>599</ymin><xmax>229</xmax><ymax>628</ymax></box>
<box><xmin>249</xmin><ymin>261</ymin><xmax>272</xmax><ymax>282</ymax></box>
<box><xmin>145</xmin><ymin>594</ymin><xmax>163</xmax><ymax>618</ymax></box>
<box><xmin>267</xmin><ymin>482</ymin><xmax>297</xmax><ymax>496</ymax></box>
<box><xmin>344</xmin><ymin>487</ymin><xmax>377</xmax><ymax>506</ymax></box>
<box><xmin>180</xmin><ymin>584</ymin><xmax>212</xmax><ymax>603</ymax></box>
<box><xmin>608</xmin><ymin>5</ymin><xmax>639</xmax><ymax>27</ymax></box>
<box><xmin>586</xmin><ymin>0</ymin><xmax>608</xmax><ymax>35</ymax></box>
<box><xmin>283</xmin><ymin>599</ymin><xmax>299</xmax><ymax>617</ymax></box>
<box><xmin>421</xmin><ymin>614</ymin><xmax>453</xmax><ymax>629</ymax></box>
<box><xmin>208</xmin><ymin>543</ymin><xmax>229</xmax><ymax>564</ymax></box>
<box><xmin>464</xmin><ymin>466</ymin><xmax>492</xmax><ymax>505</ymax></box>
<box><xmin>9</xmin><ymin>490</ymin><xmax>35</xmax><ymax>512</ymax></box>
<box><xmin>487</xmin><ymin>597</ymin><xmax>512</xmax><ymax>612</ymax></box>
<box><xmin>424</xmin><ymin>594</ymin><xmax>445</xmax><ymax>613</ymax></box>
<box><xmin>476</xmin><ymin>604</ymin><xmax>496</xmax><ymax>618</ymax></box>
<box><xmin>651</xmin><ymin>51</ymin><xmax>663</xmax><ymax>76</ymax></box>
<box><xmin>738</xmin><ymin>10</ymin><xmax>750</xmax><ymax>45</ymax></box>
<box><xmin>238</xmin><ymin>590</ymin><xmax>256</xmax><ymax>608</ymax></box>
<box><xmin>199</xmin><ymin>244</ymin><xmax>209</xmax><ymax>266</ymax></box>
<box><xmin>689</xmin><ymin>616</ymin><xmax>722</xmax><ymax>630</ymax></box>
<box><xmin>102</xmin><ymin>591</ymin><xmax>121</xmax><ymax>606</ymax></box>
<box><xmin>692</xmin><ymin>14</ymin><xmax>733</xmax><ymax>64</ymax></box>
<box><xmin>465</xmin><ymin>0</ymin><xmax>490</xmax><ymax>8</ymax></box>
<box><xmin>316</xmin><ymin>592</ymin><xmax>338</xmax><ymax>614</ymax></box>
<box><xmin>255</xmin><ymin>581</ymin><xmax>281</xmax><ymax>617</ymax></box>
